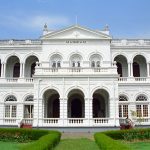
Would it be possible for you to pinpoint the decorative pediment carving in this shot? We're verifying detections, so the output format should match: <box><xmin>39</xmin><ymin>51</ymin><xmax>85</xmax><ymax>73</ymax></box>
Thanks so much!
<box><xmin>41</xmin><ymin>25</ymin><xmax>111</xmax><ymax>40</ymax></box>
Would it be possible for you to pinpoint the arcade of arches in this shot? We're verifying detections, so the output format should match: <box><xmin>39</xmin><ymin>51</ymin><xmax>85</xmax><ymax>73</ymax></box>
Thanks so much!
<box><xmin>43</xmin><ymin>89</ymin><xmax>109</xmax><ymax>119</ymax></box>
<box><xmin>114</xmin><ymin>55</ymin><xmax>147</xmax><ymax>77</ymax></box>
<box><xmin>2</xmin><ymin>55</ymin><xmax>39</xmax><ymax>78</ymax></box>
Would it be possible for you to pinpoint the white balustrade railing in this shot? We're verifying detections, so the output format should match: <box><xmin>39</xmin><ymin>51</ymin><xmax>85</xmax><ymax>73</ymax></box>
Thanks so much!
<box><xmin>4</xmin><ymin>118</ymin><xmax>17</xmax><ymax>124</ymax></box>
<box><xmin>0</xmin><ymin>78</ymin><xmax>33</xmax><ymax>83</ymax></box>
<box><xmin>93</xmin><ymin>118</ymin><xmax>109</xmax><ymax>124</ymax></box>
<box><xmin>25</xmin><ymin>78</ymin><xmax>34</xmax><ymax>82</ymax></box>
<box><xmin>36</xmin><ymin>67</ymin><xmax>117</xmax><ymax>75</ymax></box>
<box><xmin>43</xmin><ymin>118</ymin><xmax>59</xmax><ymax>124</ymax></box>
<box><xmin>134</xmin><ymin>77</ymin><xmax>147</xmax><ymax>82</ymax></box>
<box><xmin>7</xmin><ymin>78</ymin><xmax>18</xmax><ymax>82</ymax></box>
<box><xmin>118</xmin><ymin>77</ymin><xmax>128</xmax><ymax>82</ymax></box>
<box><xmin>67</xmin><ymin>118</ymin><xmax>84</xmax><ymax>124</ymax></box>
<box><xmin>22</xmin><ymin>118</ymin><xmax>33</xmax><ymax>124</ymax></box>
<box><xmin>118</xmin><ymin>77</ymin><xmax>149</xmax><ymax>83</ymax></box>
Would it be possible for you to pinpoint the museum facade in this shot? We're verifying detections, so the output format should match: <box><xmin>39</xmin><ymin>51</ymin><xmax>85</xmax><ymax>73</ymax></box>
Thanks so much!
<box><xmin>0</xmin><ymin>25</ymin><xmax>150</xmax><ymax>127</ymax></box>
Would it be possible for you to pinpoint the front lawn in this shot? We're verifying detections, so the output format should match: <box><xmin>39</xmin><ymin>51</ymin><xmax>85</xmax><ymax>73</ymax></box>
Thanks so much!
<box><xmin>125</xmin><ymin>141</ymin><xmax>150</xmax><ymax>150</ymax></box>
<box><xmin>0</xmin><ymin>141</ymin><xmax>19</xmax><ymax>150</ymax></box>
<box><xmin>54</xmin><ymin>138</ymin><xmax>99</xmax><ymax>150</ymax></box>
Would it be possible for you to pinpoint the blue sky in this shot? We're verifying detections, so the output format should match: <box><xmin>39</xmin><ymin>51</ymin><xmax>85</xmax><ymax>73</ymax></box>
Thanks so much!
<box><xmin>0</xmin><ymin>0</ymin><xmax>150</xmax><ymax>39</ymax></box>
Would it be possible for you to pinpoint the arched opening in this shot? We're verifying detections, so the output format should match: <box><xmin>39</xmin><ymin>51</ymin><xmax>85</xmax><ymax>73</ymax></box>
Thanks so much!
<box><xmin>25</xmin><ymin>55</ymin><xmax>39</xmax><ymax>77</ymax></box>
<box><xmin>43</xmin><ymin>89</ymin><xmax>60</xmax><ymax>118</ymax></box>
<box><xmin>6</xmin><ymin>56</ymin><xmax>20</xmax><ymax>77</ymax></box>
<box><xmin>114</xmin><ymin>55</ymin><xmax>128</xmax><ymax>77</ymax></box>
<box><xmin>68</xmin><ymin>89</ymin><xmax>84</xmax><ymax>118</ymax></box>
<box><xmin>92</xmin><ymin>89</ymin><xmax>109</xmax><ymax>118</ymax></box>
<box><xmin>133</xmin><ymin>55</ymin><xmax>147</xmax><ymax>77</ymax></box>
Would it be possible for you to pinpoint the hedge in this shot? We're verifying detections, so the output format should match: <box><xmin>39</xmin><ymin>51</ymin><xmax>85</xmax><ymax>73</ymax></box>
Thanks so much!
<box><xmin>94</xmin><ymin>132</ymin><xmax>129</xmax><ymax>150</ymax></box>
<box><xmin>0</xmin><ymin>128</ymin><xmax>61</xmax><ymax>150</ymax></box>
<box><xmin>104</xmin><ymin>128</ymin><xmax>150</xmax><ymax>141</ymax></box>
<box><xmin>21</xmin><ymin>131</ymin><xmax>61</xmax><ymax>150</ymax></box>
<box><xmin>94</xmin><ymin>128</ymin><xmax>150</xmax><ymax>150</ymax></box>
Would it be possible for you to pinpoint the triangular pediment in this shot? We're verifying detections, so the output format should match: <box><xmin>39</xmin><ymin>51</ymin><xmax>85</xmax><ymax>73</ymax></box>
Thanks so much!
<box><xmin>41</xmin><ymin>25</ymin><xmax>111</xmax><ymax>40</ymax></box>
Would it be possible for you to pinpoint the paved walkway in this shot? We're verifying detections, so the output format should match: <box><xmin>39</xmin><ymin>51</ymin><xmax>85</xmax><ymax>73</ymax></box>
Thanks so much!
<box><xmin>61</xmin><ymin>132</ymin><xmax>94</xmax><ymax>140</ymax></box>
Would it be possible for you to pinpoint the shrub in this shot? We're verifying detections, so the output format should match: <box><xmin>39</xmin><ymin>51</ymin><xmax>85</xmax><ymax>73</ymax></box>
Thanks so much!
<box><xmin>21</xmin><ymin>131</ymin><xmax>61</xmax><ymax>150</ymax></box>
<box><xmin>0</xmin><ymin>128</ymin><xmax>48</xmax><ymax>142</ymax></box>
<box><xmin>94</xmin><ymin>132</ymin><xmax>129</xmax><ymax>150</ymax></box>
<box><xmin>94</xmin><ymin>128</ymin><xmax>150</xmax><ymax>150</ymax></box>
<box><xmin>0</xmin><ymin>128</ymin><xmax>61</xmax><ymax>150</ymax></box>
<box><xmin>104</xmin><ymin>128</ymin><xmax>150</xmax><ymax>141</ymax></box>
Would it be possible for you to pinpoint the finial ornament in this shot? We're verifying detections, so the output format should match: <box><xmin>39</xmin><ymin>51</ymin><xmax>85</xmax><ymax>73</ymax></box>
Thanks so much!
<box><xmin>104</xmin><ymin>24</ymin><xmax>109</xmax><ymax>31</ymax></box>
<box><xmin>43</xmin><ymin>23</ymin><xmax>48</xmax><ymax>31</ymax></box>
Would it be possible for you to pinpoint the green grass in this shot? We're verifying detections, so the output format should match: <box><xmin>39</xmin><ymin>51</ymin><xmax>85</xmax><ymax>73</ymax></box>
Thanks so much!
<box><xmin>54</xmin><ymin>138</ymin><xmax>99</xmax><ymax>150</ymax></box>
<box><xmin>127</xmin><ymin>141</ymin><xmax>150</xmax><ymax>150</ymax></box>
<box><xmin>0</xmin><ymin>141</ymin><xmax>19</xmax><ymax>150</ymax></box>
<box><xmin>0</xmin><ymin>141</ymin><xmax>35</xmax><ymax>150</ymax></box>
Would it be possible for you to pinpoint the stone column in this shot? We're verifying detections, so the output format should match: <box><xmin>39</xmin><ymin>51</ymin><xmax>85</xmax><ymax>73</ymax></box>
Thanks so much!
<box><xmin>22</xmin><ymin>63</ymin><xmax>25</xmax><ymax>78</ymax></box>
<box><xmin>19</xmin><ymin>63</ymin><xmax>23</xmax><ymax>77</ymax></box>
<box><xmin>130</xmin><ymin>62</ymin><xmax>133</xmax><ymax>77</ymax></box>
<box><xmin>147</xmin><ymin>63</ymin><xmax>149</xmax><ymax>77</ymax></box>
<box><xmin>63</xmin><ymin>98</ymin><xmax>68</xmax><ymax>126</ymax></box>
<box><xmin>128</xmin><ymin>63</ymin><xmax>130</xmax><ymax>77</ymax></box>
<box><xmin>1</xmin><ymin>63</ymin><xmax>3</xmax><ymax>77</ymax></box>
<box><xmin>3</xmin><ymin>63</ymin><xmax>6</xmax><ymax>77</ymax></box>
<box><xmin>59</xmin><ymin>98</ymin><xmax>64</xmax><ymax>126</ymax></box>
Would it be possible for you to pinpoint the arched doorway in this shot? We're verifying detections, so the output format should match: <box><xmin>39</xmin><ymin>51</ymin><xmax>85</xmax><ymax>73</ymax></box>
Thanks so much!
<box><xmin>43</xmin><ymin>89</ymin><xmax>60</xmax><ymax>118</ymax></box>
<box><xmin>92</xmin><ymin>89</ymin><xmax>109</xmax><ymax>118</ymax></box>
<box><xmin>68</xmin><ymin>89</ymin><xmax>84</xmax><ymax>118</ymax></box>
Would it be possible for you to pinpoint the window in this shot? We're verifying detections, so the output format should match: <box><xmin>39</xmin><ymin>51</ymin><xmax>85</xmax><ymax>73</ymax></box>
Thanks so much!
<box><xmin>25</xmin><ymin>95</ymin><xmax>33</xmax><ymax>101</ymax></box>
<box><xmin>119</xmin><ymin>95</ymin><xmax>128</xmax><ymax>101</ymax></box>
<box><xmin>51</xmin><ymin>54</ymin><xmax>62</xmax><ymax>68</ymax></box>
<box><xmin>91</xmin><ymin>61</ymin><xmax>95</xmax><ymax>67</ymax></box>
<box><xmin>136</xmin><ymin>95</ymin><xmax>147</xmax><ymax>101</ymax></box>
<box><xmin>24</xmin><ymin>95</ymin><xmax>34</xmax><ymax>118</ymax></box>
<box><xmin>52</xmin><ymin>61</ymin><xmax>56</xmax><ymax>68</ymax></box>
<box><xmin>119</xmin><ymin>95</ymin><xmax>128</xmax><ymax>118</ymax></box>
<box><xmin>136</xmin><ymin>105</ymin><xmax>148</xmax><ymax>117</ymax></box>
<box><xmin>70</xmin><ymin>54</ymin><xmax>82</xmax><ymax>68</ymax></box>
<box><xmin>119</xmin><ymin>105</ymin><xmax>128</xmax><ymax>117</ymax></box>
<box><xmin>136</xmin><ymin>95</ymin><xmax>148</xmax><ymax>118</ymax></box>
<box><xmin>90</xmin><ymin>54</ymin><xmax>101</xmax><ymax>68</ymax></box>
<box><xmin>24</xmin><ymin>105</ymin><xmax>33</xmax><ymax>118</ymax></box>
<box><xmin>5</xmin><ymin>105</ymin><xmax>17</xmax><ymax>118</ymax></box>
<box><xmin>5</xmin><ymin>96</ymin><xmax>17</xmax><ymax>118</ymax></box>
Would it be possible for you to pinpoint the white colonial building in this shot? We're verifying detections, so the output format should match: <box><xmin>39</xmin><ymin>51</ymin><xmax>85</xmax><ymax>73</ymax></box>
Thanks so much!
<box><xmin>0</xmin><ymin>24</ymin><xmax>150</xmax><ymax>128</ymax></box>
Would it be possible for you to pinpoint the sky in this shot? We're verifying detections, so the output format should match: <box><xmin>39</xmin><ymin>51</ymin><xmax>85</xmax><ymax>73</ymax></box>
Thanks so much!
<box><xmin>0</xmin><ymin>0</ymin><xmax>150</xmax><ymax>39</ymax></box>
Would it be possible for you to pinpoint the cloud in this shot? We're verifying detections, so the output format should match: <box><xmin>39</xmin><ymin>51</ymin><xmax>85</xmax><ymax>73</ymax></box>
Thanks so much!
<box><xmin>0</xmin><ymin>15</ymin><xmax>71</xmax><ymax>30</ymax></box>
